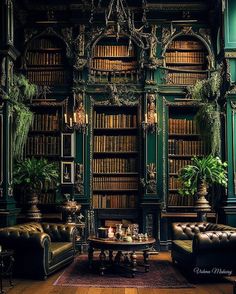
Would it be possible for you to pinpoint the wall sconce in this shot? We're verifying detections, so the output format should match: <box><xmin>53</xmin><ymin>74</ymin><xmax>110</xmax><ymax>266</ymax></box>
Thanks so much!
<box><xmin>142</xmin><ymin>112</ymin><xmax>158</xmax><ymax>134</ymax></box>
<box><xmin>64</xmin><ymin>96</ymin><xmax>88</xmax><ymax>135</ymax></box>
<box><xmin>142</xmin><ymin>93</ymin><xmax>160</xmax><ymax>135</ymax></box>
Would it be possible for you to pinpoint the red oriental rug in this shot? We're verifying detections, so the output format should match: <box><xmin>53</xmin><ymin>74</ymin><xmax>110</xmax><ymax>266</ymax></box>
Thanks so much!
<box><xmin>54</xmin><ymin>255</ymin><xmax>193</xmax><ymax>288</ymax></box>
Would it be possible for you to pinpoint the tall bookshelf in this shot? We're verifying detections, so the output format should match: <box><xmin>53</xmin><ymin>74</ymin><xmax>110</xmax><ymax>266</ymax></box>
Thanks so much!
<box><xmin>23</xmin><ymin>35</ymin><xmax>70</xmax><ymax>208</ymax></box>
<box><xmin>92</xmin><ymin>105</ymin><xmax>140</xmax><ymax>225</ymax></box>
<box><xmin>167</xmin><ymin>104</ymin><xmax>206</xmax><ymax>211</ymax></box>
<box><xmin>164</xmin><ymin>36</ymin><xmax>208</xmax><ymax>85</ymax></box>
<box><xmin>90</xmin><ymin>36</ymin><xmax>138</xmax><ymax>84</ymax></box>
<box><xmin>25</xmin><ymin>36</ymin><xmax>70</xmax><ymax>86</ymax></box>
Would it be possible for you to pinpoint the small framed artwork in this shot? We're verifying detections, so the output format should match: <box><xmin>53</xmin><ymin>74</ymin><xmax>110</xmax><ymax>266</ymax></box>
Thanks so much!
<box><xmin>61</xmin><ymin>133</ymin><xmax>75</xmax><ymax>157</ymax></box>
<box><xmin>61</xmin><ymin>161</ymin><xmax>74</xmax><ymax>184</ymax></box>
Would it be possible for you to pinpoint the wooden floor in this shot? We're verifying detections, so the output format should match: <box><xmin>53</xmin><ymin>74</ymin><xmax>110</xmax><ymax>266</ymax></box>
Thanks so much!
<box><xmin>3</xmin><ymin>252</ymin><xmax>234</xmax><ymax>294</ymax></box>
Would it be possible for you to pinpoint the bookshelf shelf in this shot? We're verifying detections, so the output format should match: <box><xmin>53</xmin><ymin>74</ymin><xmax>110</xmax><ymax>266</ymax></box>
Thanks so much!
<box><xmin>167</xmin><ymin>104</ymin><xmax>206</xmax><ymax>210</ymax></box>
<box><xmin>25</xmin><ymin>36</ymin><xmax>71</xmax><ymax>86</ymax></box>
<box><xmin>92</xmin><ymin>105</ymin><xmax>140</xmax><ymax>212</ymax></box>
<box><xmin>93</xmin><ymin>172</ymin><xmax>139</xmax><ymax>176</ymax></box>
<box><xmin>93</xmin><ymin>152</ymin><xmax>138</xmax><ymax>155</ymax></box>
<box><xmin>90</xmin><ymin>36</ymin><xmax>139</xmax><ymax>84</ymax></box>
<box><xmin>165</xmin><ymin>36</ymin><xmax>209</xmax><ymax>85</ymax></box>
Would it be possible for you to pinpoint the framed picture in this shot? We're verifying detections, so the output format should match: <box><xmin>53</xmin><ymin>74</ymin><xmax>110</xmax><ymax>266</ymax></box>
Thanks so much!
<box><xmin>61</xmin><ymin>133</ymin><xmax>75</xmax><ymax>157</ymax></box>
<box><xmin>61</xmin><ymin>161</ymin><xmax>74</xmax><ymax>184</ymax></box>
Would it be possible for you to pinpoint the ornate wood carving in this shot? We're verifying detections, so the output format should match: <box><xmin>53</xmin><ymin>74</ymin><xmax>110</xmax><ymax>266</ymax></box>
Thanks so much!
<box><xmin>141</xmin><ymin>163</ymin><xmax>157</xmax><ymax>194</ymax></box>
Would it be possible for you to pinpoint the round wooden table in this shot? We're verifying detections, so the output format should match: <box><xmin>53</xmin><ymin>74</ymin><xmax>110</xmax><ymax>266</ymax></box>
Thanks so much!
<box><xmin>87</xmin><ymin>237</ymin><xmax>156</xmax><ymax>277</ymax></box>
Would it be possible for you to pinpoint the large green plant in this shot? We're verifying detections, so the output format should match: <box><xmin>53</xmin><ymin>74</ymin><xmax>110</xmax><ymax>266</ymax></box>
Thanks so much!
<box><xmin>178</xmin><ymin>155</ymin><xmax>227</xmax><ymax>197</ymax></box>
<box><xmin>189</xmin><ymin>72</ymin><xmax>222</xmax><ymax>156</ymax></box>
<box><xmin>13</xmin><ymin>157</ymin><xmax>59</xmax><ymax>193</ymax></box>
<box><xmin>9</xmin><ymin>74</ymin><xmax>37</xmax><ymax>160</ymax></box>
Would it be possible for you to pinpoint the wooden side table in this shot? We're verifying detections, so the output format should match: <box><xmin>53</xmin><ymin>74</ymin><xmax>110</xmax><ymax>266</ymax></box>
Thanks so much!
<box><xmin>0</xmin><ymin>250</ymin><xmax>14</xmax><ymax>294</ymax></box>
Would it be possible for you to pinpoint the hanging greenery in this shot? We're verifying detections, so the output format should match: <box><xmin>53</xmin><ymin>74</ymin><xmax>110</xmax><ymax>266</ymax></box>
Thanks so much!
<box><xmin>188</xmin><ymin>71</ymin><xmax>222</xmax><ymax>156</ymax></box>
<box><xmin>8</xmin><ymin>74</ymin><xmax>38</xmax><ymax>160</ymax></box>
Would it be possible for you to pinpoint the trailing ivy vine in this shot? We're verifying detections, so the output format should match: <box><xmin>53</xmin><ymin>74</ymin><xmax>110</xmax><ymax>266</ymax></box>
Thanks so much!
<box><xmin>9</xmin><ymin>74</ymin><xmax>37</xmax><ymax>160</ymax></box>
<box><xmin>188</xmin><ymin>71</ymin><xmax>222</xmax><ymax>156</ymax></box>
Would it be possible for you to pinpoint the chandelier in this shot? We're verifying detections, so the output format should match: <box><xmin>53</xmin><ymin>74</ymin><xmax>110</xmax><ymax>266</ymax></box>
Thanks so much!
<box><xmin>89</xmin><ymin>0</ymin><xmax>151</xmax><ymax>50</ymax></box>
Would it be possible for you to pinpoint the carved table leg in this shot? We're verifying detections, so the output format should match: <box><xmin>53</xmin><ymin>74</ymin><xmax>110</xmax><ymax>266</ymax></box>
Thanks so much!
<box><xmin>99</xmin><ymin>250</ymin><xmax>106</xmax><ymax>276</ymax></box>
<box><xmin>130</xmin><ymin>251</ymin><xmax>137</xmax><ymax>278</ymax></box>
<box><xmin>143</xmin><ymin>250</ymin><xmax>150</xmax><ymax>272</ymax></box>
<box><xmin>88</xmin><ymin>244</ymin><xmax>94</xmax><ymax>270</ymax></box>
<box><xmin>114</xmin><ymin>251</ymin><xmax>122</xmax><ymax>264</ymax></box>
<box><xmin>109</xmin><ymin>250</ymin><xmax>113</xmax><ymax>263</ymax></box>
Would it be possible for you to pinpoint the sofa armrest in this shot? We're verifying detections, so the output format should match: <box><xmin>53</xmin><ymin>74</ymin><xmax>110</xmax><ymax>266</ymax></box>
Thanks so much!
<box><xmin>172</xmin><ymin>222</ymin><xmax>209</xmax><ymax>240</ymax></box>
<box><xmin>41</xmin><ymin>223</ymin><xmax>77</xmax><ymax>243</ymax></box>
<box><xmin>0</xmin><ymin>230</ymin><xmax>51</xmax><ymax>250</ymax></box>
<box><xmin>193</xmin><ymin>231</ymin><xmax>236</xmax><ymax>253</ymax></box>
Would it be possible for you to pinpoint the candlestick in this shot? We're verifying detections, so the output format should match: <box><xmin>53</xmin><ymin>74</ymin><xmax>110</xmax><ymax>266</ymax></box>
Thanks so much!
<box><xmin>64</xmin><ymin>113</ymin><xmax>67</xmax><ymax>124</ymax></box>
<box><xmin>69</xmin><ymin>117</ymin><xmax>73</xmax><ymax>127</ymax></box>
<box><xmin>73</xmin><ymin>112</ymin><xmax>77</xmax><ymax>123</ymax></box>
<box><xmin>108</xmin><ymin>227</ymin><xmax>114</xmax><ymax>238</ymax></box>
<box><xmin>145</xmin><ymin>114</ymin><xmax>147</xmax><ymax>123</ymax></box>
<box><xmin>86</xmin><ymin>114</ymin><xmax>88</xmax><ymax>124</ymax></box>
<box><xmin>154</xmin><ymin>113</ymin><xmax>157</xmax><ymax>123</ymax></box>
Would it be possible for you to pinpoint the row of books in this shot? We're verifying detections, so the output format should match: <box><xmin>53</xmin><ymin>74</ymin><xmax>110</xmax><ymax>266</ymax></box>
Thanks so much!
<box><xmin>90</xmin><ymin>71</ymin><xmax>139</xmax><ymax>84</ymax></box>
<box><xmin>93</xmin><ymin>45</ymin><xmax>135</xmax><ymax>57</ymax></box>
<box><xmin>93</xmin><ymin>176</ymin><xmax>139</xmax><ymax>190</ymax></box>
<box><xmin>29</xmin><ymin>38</ymin><xmax>62</xmax><ymax>49</ymax></box>
<box><xmin>168</xmin><ymin>118</ymin><xmax>197</xmax><ymax>134</ymax></box>
<box><xmin>93</xmin><ymin>112</ymin><xmax>137</xmax><ymax>128</ymax></box>
<box><xmin>27</xmin><ymin>70</ymin><xmax>67</xmax><ymax>85</ymax></box>
<box><xmin>165</xmin><ymin>51</ymin><xmax>205</xmax><ymax>64</ymax></box>
<box><xmin>168</xmin><ymin>159</ymin><xmax>192</xmax><ymax>174</ymax></box>
<box><xmin>25</xmin><ymin>135</ymin><xmax>61</xmax><ymax>156</ymax></box>
<box><xmin>168</xmin><ymin>139</ymin><xmax>205</xmax><ymax>155</ymax></box>
<box><xmin>91</xmin><ymin>59</ymin><xmax>137</xmax><ymax>71</ymax></box>
<box><xmin>93</xmin><ymin>158</ymin><xmax>137</xmax><ymax>173</ymax></box>
<box><xmin>94</xmin><ymin>135</ymin><xmax>137</xmax><ymax>152</ymax></box>
<box><xmin>166</xmin><ymin>72</ymin><xmax>207</xmax><ymax>85</ymax></box>
<box><xmin>168</xmin><ymin>40</ymin><xmax>204</xmax><ymax>50</ymax></box>
<box><xmin>167</xmin><ymin>193</ymin><xmax>194</xmax><ymax>206</ymax></box>
<box><xmin>26</xmin><ymin>52</ymin><xmax>63</xmax><ymax>66</ymax></box>
<box><xmin>169</xmin><ymin>176</ymin><xmax>182</xmax><ymax>190</ymax></box>
<box><xmin>93</xmin><ymin>194</ymin><xmax>136</xmax><ymax>209</ymax></box>
<box><xmin>31</xmin><ymin>113</ymin><xmax>59</xmax><ymax>131</ymax></box>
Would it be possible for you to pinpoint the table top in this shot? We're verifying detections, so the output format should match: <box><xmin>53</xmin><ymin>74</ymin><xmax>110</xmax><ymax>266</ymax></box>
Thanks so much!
<box><xmin>0</xmin><ymin>250</ymin><xmax>14</xmax><ymax>257</ymax></box>
<box><xmin>88</xmin><ymin>237</ymin><xmax>156</xmax><ymax>251</ymax></box>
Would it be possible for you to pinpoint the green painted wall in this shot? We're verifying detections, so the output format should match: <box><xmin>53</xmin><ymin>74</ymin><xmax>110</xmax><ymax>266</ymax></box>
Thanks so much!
<box><xmin>225</xmin><ymin>0</ymin><xmax>236</xmax><ymax>49</ymax></box>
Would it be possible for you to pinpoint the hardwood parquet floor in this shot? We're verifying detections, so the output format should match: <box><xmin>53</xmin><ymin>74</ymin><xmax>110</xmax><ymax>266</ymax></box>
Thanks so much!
<box><xmin>3</xmin><ymin>252</ymin><xmax>233</xmax><ymax>294</ymax></box>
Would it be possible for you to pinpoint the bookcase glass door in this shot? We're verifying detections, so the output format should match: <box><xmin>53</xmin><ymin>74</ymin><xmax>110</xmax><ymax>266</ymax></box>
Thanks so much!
<box><xmin>92</xmin><ymin>105</ymin><xmax>140</xmax><ymax>226</ymax></box>
<box><xmin>164</xmin><ymin>36</ymin><xmax>209</xmax><ymax>85</ymax></box>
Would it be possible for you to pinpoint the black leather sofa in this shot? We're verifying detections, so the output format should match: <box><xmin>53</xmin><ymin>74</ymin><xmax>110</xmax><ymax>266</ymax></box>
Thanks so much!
<box><xmin>0</xmin><ymin>222</ymin><xmax>77</xmax><ymax>279</ymax></box>
<box><xmin>171</xmin><ymin>222</ymin><xmax>236</xmax><ymax>277</ymax></box>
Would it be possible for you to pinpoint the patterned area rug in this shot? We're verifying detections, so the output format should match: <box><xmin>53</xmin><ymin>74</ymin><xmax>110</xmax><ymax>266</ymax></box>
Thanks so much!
<box><xmin>54</xmin><ymin>255</ymin><xmax>193</xmax><ymax>288</ymax></box>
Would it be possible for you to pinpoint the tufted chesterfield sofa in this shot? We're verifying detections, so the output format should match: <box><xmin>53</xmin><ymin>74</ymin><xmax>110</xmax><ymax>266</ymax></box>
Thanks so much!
<box><xmin>171</xmin><ymin>222</ymin><xmax>236</xmax><ymax>276</ymax></box>
<box><xmin>0</xmin><ymin>222</ymin><xmax>77</xmax><ymax>279</ymax></box>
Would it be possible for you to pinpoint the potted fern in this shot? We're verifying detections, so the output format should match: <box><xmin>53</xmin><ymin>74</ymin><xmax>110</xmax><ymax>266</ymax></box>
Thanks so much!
<box><xmin>188</xmin><ymin>71</ymin><xmax>222</xmax><ymax>156</ymax></box>
<box><xmin>13</xmin><ymin>157</ymin><xmax>59</xmax><ymax>221</ymax></box>
<box><xmin>178</xmin><ymin>155</ymin><xmax>227</xmax><ymax>221</ymax></box>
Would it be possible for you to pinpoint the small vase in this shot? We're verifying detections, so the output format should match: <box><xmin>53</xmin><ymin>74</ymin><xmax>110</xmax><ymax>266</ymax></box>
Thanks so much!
<box><xmin>194</xmin><ymin>181</ymin><xmax>211</xmax><ymax>221</ymax></box>
<box><xmin>115</xmin><ymin>224</ymin><xmax>123</xmax><ymax>240</ymax></box>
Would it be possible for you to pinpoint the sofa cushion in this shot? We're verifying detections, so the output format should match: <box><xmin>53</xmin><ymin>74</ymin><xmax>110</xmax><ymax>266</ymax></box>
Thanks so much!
<box><xmin>50</xmin><ymin>242</ymin><xmax>73</xmax><ymax>259</ymax></box>
<box><xmin>172</xmin><ymin>223</ymin><xmax>208</xmax><ymax>240</ymax></box>
<box><xmin>172</xmin><ymin>240</ymin><xmax>193</xmax><ymax>254</ymax></box>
